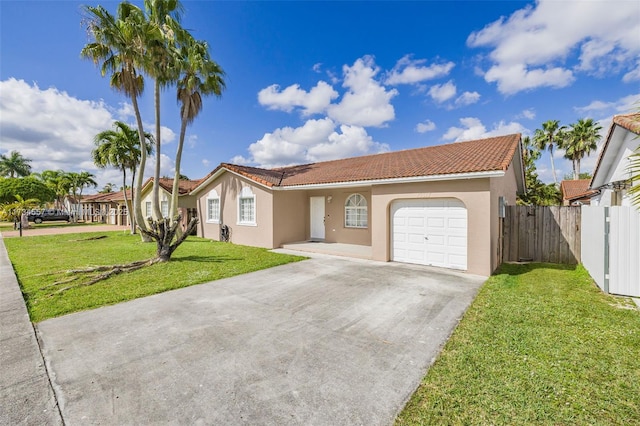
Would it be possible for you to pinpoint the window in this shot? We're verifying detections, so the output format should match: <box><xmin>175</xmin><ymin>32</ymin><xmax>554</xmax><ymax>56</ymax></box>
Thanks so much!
<box><xmin>161</xmin><ymin>201</ymin><xmax>169</xmax><ymax>218</ymax></box>
<box><xmin>206</xmin><ymin>189</ymin><xmax>220</xmax><ymax>223</ymax></box>
<box><xmin>238</xmin><ymin>187</ymin><xmax>256</xmax><ymax>225</ymax></box>
<box><xmin>345</xmin><ymin>193</ymin><xmax>367</xmax><ymax>228</ymax></box>
<box><xmin>145</xmin><ymin>201</ymin><xmax>152</xmax><ymax>218</ymax></box>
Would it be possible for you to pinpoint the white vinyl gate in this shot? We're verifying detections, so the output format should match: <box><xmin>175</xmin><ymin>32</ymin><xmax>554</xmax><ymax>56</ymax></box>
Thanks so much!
<box><xmin>581</xmin><ymin>206</ymin><xmax>640</xmax><ymax>297</ymax></box>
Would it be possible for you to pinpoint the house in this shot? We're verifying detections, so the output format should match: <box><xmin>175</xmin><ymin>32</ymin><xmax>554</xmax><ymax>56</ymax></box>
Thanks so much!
<box><xmin>139</xmin><ymin>178</ymin><xmax>201</xmax><ymax>230</ymax></box>
<box><xmin>80</xmin><ymin>190</ymin><xmax>132</xmax><ymax>225</ymax></box>
<box><xmin>590</xmin><ymin>113</ymin><xmax>640</xmax><ymax>206</ymax></box>
<box><xmin>560</xmin><ymin>179</ymin><xmax>598</xmax><ymax>206</ymax></box>
<box><xmin>191</xmin><ymin>134</ymin><xmax>525</xmax><ymax>276</ymax></box>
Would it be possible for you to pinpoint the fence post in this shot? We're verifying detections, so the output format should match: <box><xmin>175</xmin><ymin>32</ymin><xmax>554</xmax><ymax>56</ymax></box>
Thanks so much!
<box><xmin>604</xmin><ymin>206</ymin><xmax>610</xmax><ymax>294</ymax></box>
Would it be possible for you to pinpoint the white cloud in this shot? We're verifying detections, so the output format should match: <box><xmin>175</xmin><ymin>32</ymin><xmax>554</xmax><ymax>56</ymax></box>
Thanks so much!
<box><xmin>187</xmin><ymin>134</ymin><xmax>198</xmax><ymax>149</ymax></box>
<box><xmin>238</xmin><ymin>118</ymin><xmax>388</xmax><ymax>168</ymax></box>
<box><xmin>442</xmin><ymin>117</ymin><xmax>529</xmax><ymax>142</ymax></box>
<box><xmin>484</xmin><ymin>63</ymin><xmax>574</xmax><ymax>94</ymax></box>
<box><xmin>0</xmin><ymin>78</ymin><xmax>114</xmax><ymax>189</ymax></box>
<box><xmin>257</xmin><ymin>81</ymin><xmax>338</xmax><ymax>116</ymax></box>
<box><xmin>575</xmin><ymin>93</ymin><xmax>640</xmax><ymax>115</ymax></box>
<box><xmin>312</xmin><ymin>63</ymin><xmax>323</xmax><ymax>73</ymax></box>
<box><xmin>327</xmin><ymin>56</ymin><xmax>398</xmax><ymax>127</ymax></box>
<box><xmin>0</xmin><ymin>78</ymin><xmax>177</xmax><ymax>192</ymax></box>
<box><xmin>385</xmin><ymin>55</ymin><xmax>455</xmax><ymax>85</ymax></box>
<box><xmin>117</xmin><ymin>102</ymin><xmax>135</xmax><ymax>120</ymax></box>
<box><xmin>468</xmin><ymin>0</ymin><xmax>640</xmax><ymax>94</ymax></box>
<box><xmin>623</xmin><ymin>61</ymin><xmax>640</xmax><ymax>82</ymax></box>
<box><xmin>202</xmin><ymin>158</ymin><xmax>210</xmax><ymax>167</ymax></box>
<box><xmin>517</xmin><ymin>109</ymin><xmax>536</xmax><ymax>120</ymax></box>
<box><xmin>455</xmin><ymin>91</ymin><xmax>481</xmax><ymax>107</ymax></box>
<box><xmin>429</xmin><ymin>81</ymin><xmax>457</xmax><ymax>103</ymax></box>
<box><xmin>415</xmin><ymin>120</ymin><xmax>436</xmax><ymax>133</ymax></box>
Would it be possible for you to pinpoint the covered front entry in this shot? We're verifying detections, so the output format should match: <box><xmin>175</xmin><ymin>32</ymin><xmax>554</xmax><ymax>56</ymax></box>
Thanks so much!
<box><xmin>309</xmin><ymin>196</ymin><xmax>325</xmax><ymax>240</ymax></box>
<box><xmin>391</xmin><ymin>198</ymin><xmax>467</xmax><ymax>270</ymax></box>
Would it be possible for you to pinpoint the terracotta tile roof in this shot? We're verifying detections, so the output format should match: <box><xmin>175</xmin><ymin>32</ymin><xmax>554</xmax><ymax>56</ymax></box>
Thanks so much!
<box><xmin>560</xmin><ymin>179</ymin><xmax>598</xmax><ymax>201</ymax></box>
<box><xmin>81</xmin><ymin>189</ymin><xmax>133</xmax><ymax>203</ymax></box>
<box><xmin>219</xmin><ymin>134</ymin><xmax>521</xmax><ymax>187</ymax></box>
<box><xmin>613</xmin><ymin>113</ymin><xmax>640</xmax><ymax>134</ymax></box>
<box><xmin>155</xmin><ymin>178</ymin><xmax>202</xmax><ymax>195</ymax></box>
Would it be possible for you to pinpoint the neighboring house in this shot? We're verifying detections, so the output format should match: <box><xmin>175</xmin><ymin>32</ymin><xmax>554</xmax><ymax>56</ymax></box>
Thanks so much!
<box><xmin>139</xmin><ymin>178</ymin><xmax>201</xmax><ymax>229</ymax></box>
<box><xmin>191</xmin><ymin>134</ymin><xmax>525</xmax><ymax>276</ymax></box>
<box><xmin>560</xmin><ymin>179</ymin><xmax>598</xmax><ymax>206</ymax></box>
<box><xmin>590</xmin><ymin>113</ymin><xmax>640</xmax><ymax>206</ymax></box>
<box><xmin>80</xmin><ymin>190</ymin><xmax>132</xmax><ymax>226</ymax></box>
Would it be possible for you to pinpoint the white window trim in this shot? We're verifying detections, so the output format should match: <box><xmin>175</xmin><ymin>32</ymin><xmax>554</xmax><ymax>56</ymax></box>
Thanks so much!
<box><xmin>237</xmin><ymin>187</ymin><xmax>257</xmax><ymax>226</ymax></box>
<box><xmin>345</xmin><ymin>193</ymin><xmax>368</xmax><ymax>229</ymax></box>
<box><xmin>145</xmin><ymin>201</ymin><xmax>152</xmax><ymax>218</ymax></box>
<box><xmin>160</xmin><ymin>200</ymin><xmax>169</xmax><ymax>218</ymax></box>
<box><xmin>206</xmin><ymin>189</ymin><xmax>220</xmax><ymax>224</ymax></box>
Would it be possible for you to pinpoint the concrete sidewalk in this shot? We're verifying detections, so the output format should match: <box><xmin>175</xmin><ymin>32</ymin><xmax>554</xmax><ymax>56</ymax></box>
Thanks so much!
<box><xmin>0</xmin><ymin>235</ymin><xmax>62</xmax><ymax>425</ymax></box>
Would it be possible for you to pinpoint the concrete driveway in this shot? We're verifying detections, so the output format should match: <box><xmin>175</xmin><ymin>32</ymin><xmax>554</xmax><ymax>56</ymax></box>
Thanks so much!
<box><xmin>36</xmin><ymin>254</ymin><xmax>485</xmax><ymax>425</ymax></box>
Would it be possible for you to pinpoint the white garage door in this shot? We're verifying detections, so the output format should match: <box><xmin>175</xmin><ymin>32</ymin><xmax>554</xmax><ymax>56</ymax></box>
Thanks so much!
<box><xmin>392</xmin><ymin>198</ymin><xmax>467</xmax><ymax>270</ymax></box>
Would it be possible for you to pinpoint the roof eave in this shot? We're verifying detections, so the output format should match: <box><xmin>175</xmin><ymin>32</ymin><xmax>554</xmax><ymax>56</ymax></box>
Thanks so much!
<box><xmin>274</xmin><ymin>170</ymin><xmax>505</xmax><ymax>190</ymax></box>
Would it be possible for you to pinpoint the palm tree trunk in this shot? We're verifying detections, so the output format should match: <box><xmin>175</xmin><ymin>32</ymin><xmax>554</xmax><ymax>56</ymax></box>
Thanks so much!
<box><xmin>152</xmin><ymin>79</ymin><xmax>163</xmax><ymax>220</ymax></box>
<box><xmin>170</xmin><ymin>113</ymin><xmax>188</xmax><ymax>225</ymax></box>
<box><xmin>130</xmin><ymin>167</ymin><xmax>137</xmax><ymax>234</ymax></box>
<box><xmin>131</xmin><ymin>93</ymin><xmax>152</xmax><ymax>242</ymax></box>
<box><xmin>549</xmin><ymin>146</ymin><xmax>558</xmax><ymax>185</ymax></box>
<box><xmin>575</xmin><ymin>159</ymin><xmax>581</xmax><ymax>180</ymax></box>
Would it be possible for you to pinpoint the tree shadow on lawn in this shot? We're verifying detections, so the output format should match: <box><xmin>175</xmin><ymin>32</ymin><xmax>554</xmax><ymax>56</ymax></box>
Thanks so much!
<box><xmin>170</xmin><ymin>255</ymin><xmax>244</xmax><ymax>263</ymax></box>
<box><xmin>496</xmin><ymin>262</ymin><xmax>577</xmax><ymax>276</ymax></box>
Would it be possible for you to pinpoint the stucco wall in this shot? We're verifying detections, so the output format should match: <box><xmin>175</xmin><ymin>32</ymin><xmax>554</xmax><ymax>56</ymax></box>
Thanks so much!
<box><xmin>197</xmin><ymin>172</ymin><xmax>274</xmax><ymax>248</ymax></box>
<box><xmin>370</xmin><ymin>179</ymin><xmax>492</xmax><ymax>276</ymax></box>
<box><xmin>489</xmin><ymin>161</ymin><xmax>519</xmax><ymax>272</ymax></box>
<box><xmin>272</xmin><ymin>191</ymin><xmax>307</xmax><ymax>247</ymax></box>
<box><xmin>305</xmin><ymin>188</ymin><xmax>372</xmax><ymax>246</ymax></box>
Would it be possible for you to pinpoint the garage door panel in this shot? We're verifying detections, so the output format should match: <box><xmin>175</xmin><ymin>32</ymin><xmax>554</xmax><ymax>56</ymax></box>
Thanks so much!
<box><xmin>392</xmin><ymin>198</ymin><xmax>467</xmax><ymax>270</ymax></box>
<box><xmin>408</xmin><ymin>233</ymin><xmax>425</xmax><ymax>244</ymax></box>
<box><xmin>408</xmin><ymin>216</ymin><xmax>425</xmax><ymax>227</ymax></box>
<box><xmin>427</xmin><ymin>217</ymin><xmax>445</xmax><ymax>228</ymax></box>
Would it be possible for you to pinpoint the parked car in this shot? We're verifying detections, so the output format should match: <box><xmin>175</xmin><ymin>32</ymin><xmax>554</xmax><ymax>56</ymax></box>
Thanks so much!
<box><xmin>27</xmin><ymin>209</ymin><xmax>70</xmax><ymax>224</ymax></box>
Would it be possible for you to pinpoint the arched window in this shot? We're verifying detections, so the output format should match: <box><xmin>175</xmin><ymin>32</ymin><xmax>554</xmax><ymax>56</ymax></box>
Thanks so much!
<box><xmin>238</xmin><ymin>187</ymin><xmax>256</xmax><ymax>225</ymax></box>
<box><xmin>206</xmin><ymin>189</ymin><xmax>220</xmax><ymax>223</ymax></box>
<box><xmin>345</xmin><ymin>193</ymin><xmax>367</xmax><ymax>228</ymax></box>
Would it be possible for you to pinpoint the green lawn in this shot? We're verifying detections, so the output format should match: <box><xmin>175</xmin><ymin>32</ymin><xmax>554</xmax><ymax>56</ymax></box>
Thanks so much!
<box><xmin>4</xmin><ymin>232</ymin><xmax>305</xmax><ymax>322</ymax></box>
<box><xmin>396</xmin><ymin>263</ymin><xmax>640</xmax><ymax>425</ymax></box>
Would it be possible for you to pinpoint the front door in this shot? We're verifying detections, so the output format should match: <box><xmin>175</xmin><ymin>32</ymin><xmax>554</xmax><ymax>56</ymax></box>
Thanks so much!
<box><xmin>310</xmin><ymin>196</ymin><xmax>325</xmax><ymax>240</ymax></box>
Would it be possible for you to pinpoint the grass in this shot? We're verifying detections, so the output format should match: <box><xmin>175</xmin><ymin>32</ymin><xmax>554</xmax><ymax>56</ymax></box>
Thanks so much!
<box><xmin>4</xmin><ymin>231</ymin><xmax>305</xmax><ymax>322</ymax></box>
<box><xmin>396</xmin><ymin>263</ymin><xmax>640</xmax><ymax>425</ymax></box>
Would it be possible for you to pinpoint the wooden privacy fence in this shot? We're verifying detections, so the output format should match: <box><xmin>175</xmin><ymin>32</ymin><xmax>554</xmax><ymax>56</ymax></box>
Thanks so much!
<box><xmin>502</xmin><ymin>206</ymin><xmax>581</xmax><ymax>264</ymax></box>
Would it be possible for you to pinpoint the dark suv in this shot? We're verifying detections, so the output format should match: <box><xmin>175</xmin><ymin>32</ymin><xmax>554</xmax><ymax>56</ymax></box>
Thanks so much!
<box><xmin>27</xmin><ymin>209</ymin><xmax>71</xmax><ymax>224</ymax></box>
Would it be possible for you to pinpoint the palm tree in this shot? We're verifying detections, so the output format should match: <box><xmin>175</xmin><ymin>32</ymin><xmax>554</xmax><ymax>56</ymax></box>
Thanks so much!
<box><xmin>93</xmin><ymin>121</ymin><xmax>153</xmax><ymax>233</ymax></box>
<box><xmin>82</xmin><ymin>3</ymin><xmax>161</xmax><ymax>237</ymax></box>
<box><xmin>100</xmin><ymin>183</ymin><xmax>115</xmax><ymax>193</ymax></box>
<box><xmin>144</xmin><ymin>0</ymin><xmax>184</xmax><ymax>220</ymax></box>
<box><xmin>0</xmin><ymin>150</ymin><xmax>32</xmax><ymax>177</ymax></box>
<box><xmin>563</xmin><ymin>118</ymin><xmax>603</xmax><ymax>180</ymax></box>
<box><xmin>170</xmin><ymin>36</ymin><xmax>225</xmax><ymax>223</ymax></box>
<box><xmin>533</xmin><ymin>120</ymin><xmax>564</xmax><ymax>185</ymax></box>
<box><xmin>66</xmin><ymin>171</ymin><xmax>98</xmax><ymax>221</ymax></box>
<box><xmin>36</xmin><ymin>170</ymin><xmax>71</xmax><ymax>210</ymax></box>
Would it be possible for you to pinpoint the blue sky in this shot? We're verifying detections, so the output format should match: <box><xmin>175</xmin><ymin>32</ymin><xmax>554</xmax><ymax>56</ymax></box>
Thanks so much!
<box><xmin>1</xmin><ymin>0</ymin><xmax>639</xmax><ymax>191</ymax></box>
